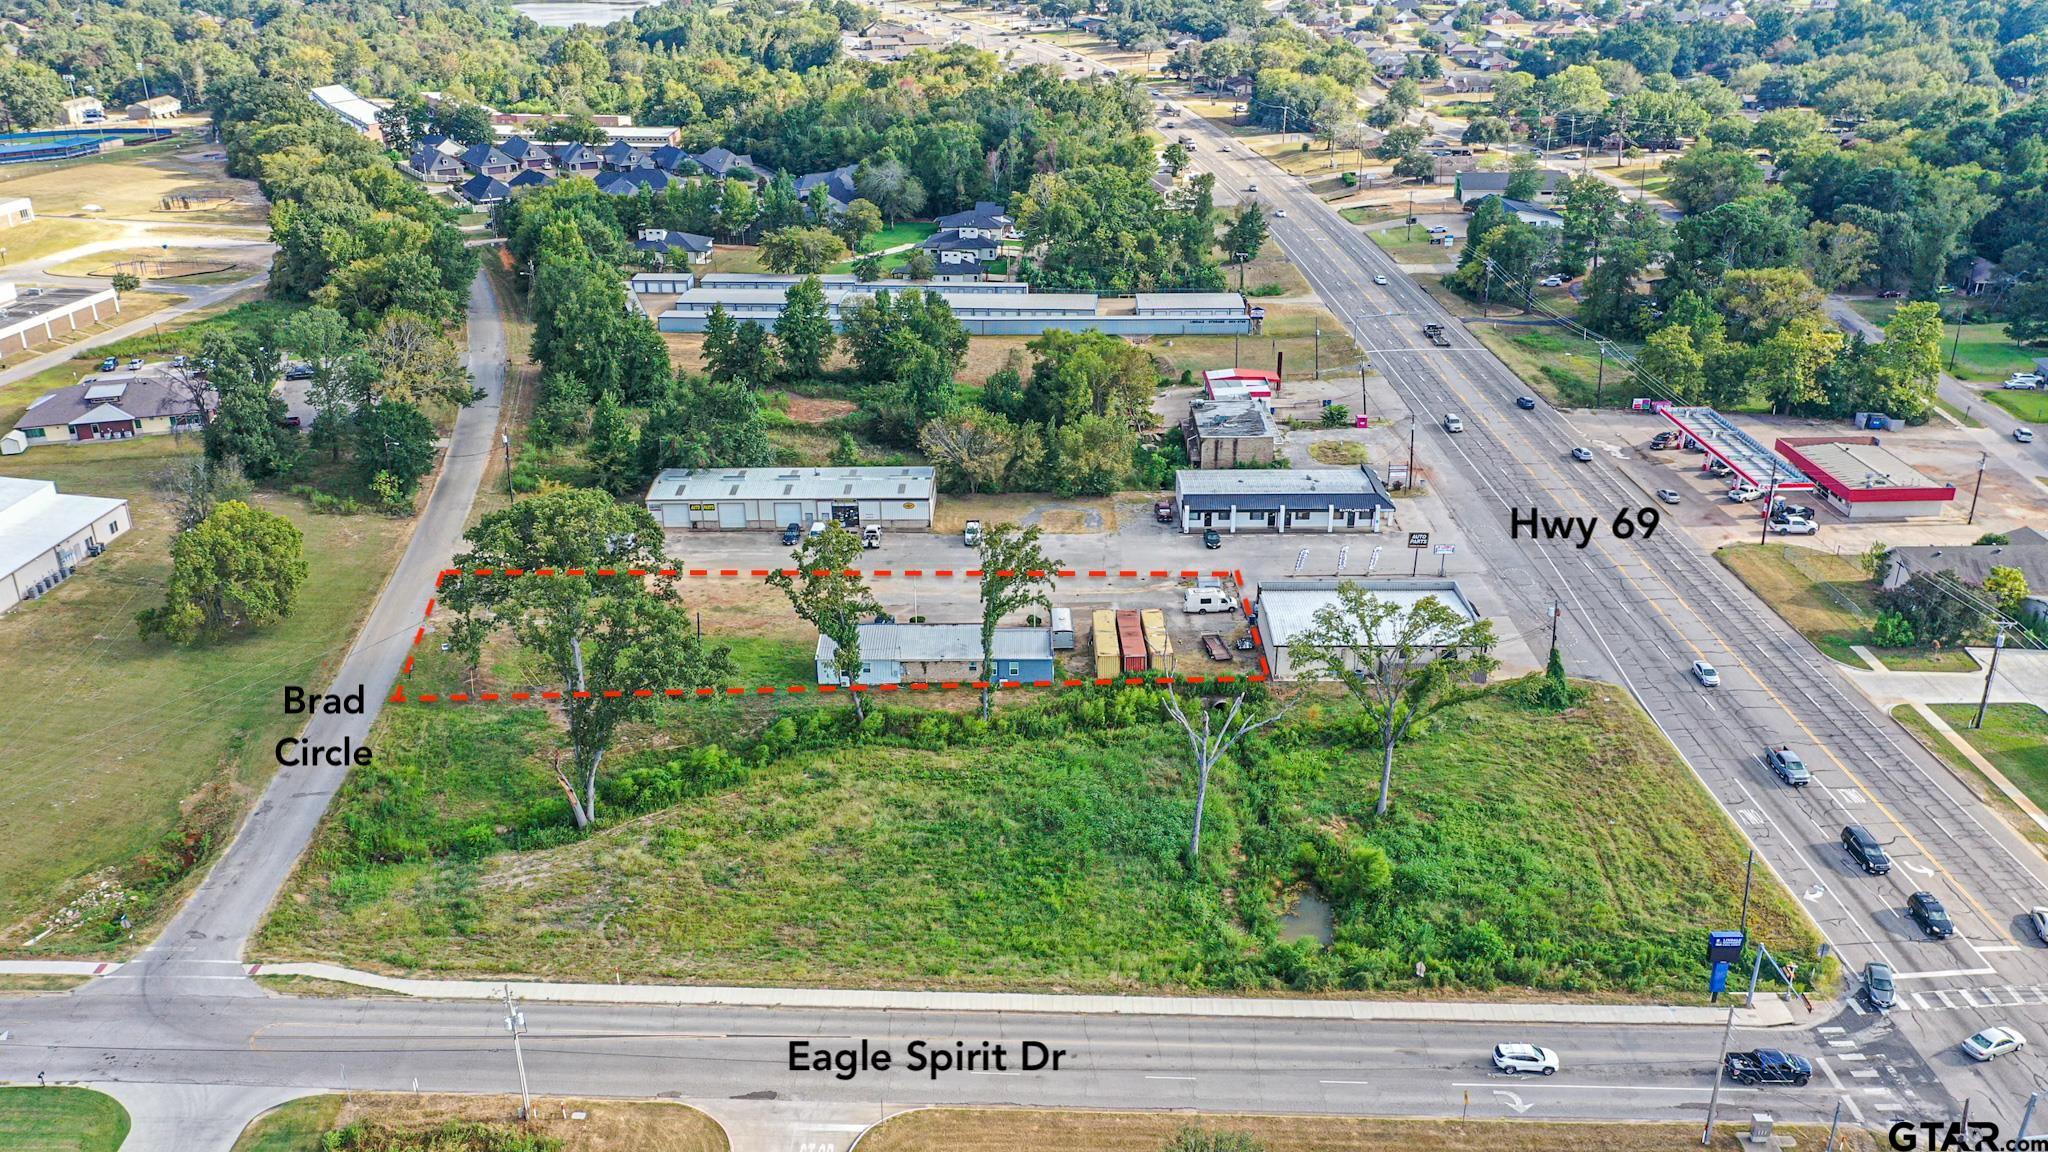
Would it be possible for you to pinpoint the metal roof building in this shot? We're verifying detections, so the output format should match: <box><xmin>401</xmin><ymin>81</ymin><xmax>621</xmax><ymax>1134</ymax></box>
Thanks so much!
<box><xmin>0</xmin><ymin>477</ymin><xmax>128</xmax><ymax>614</ymax></box>
<box><xmin>657</xmin><ymin>287</ymin><xmax>1257</xmax><ymax>336</ymax></box>
<box><xmin>815</xmin><ymin>623</ymin><xmax>1056</xmax><ymax>686</ymax></box>
<box><xmin>1655</xmin><ymin>406</ymin><xmax>1815</xmax><ymax>494</ymax></box>
<box><xmin>646</xmin><ymin>466</ymin><xmax>935</xmax><ymax>531</ymax></box>
<box><xmin>1254</xmin><ymin>577</ymin><xmax>1481</xmax><ymax>680</ymax></box>
<box><xmin>1774</xmin><ymin>437</ymin><xmax>1956</xmax><ymax>520</ymax></box>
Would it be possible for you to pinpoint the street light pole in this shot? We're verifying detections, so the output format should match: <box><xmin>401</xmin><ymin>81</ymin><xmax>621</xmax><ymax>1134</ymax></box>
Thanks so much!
<box><xmin>1973</xmin><ymin>622</ymin><xmax>2009</xmax><ymax>730</ymax></box>
<box><xmin>1967</xmin><ymin>451</ymin><xmax>1986</xmax><ymax>524</ymax></box>
<box><xmin>502</xmin><ymin>985</ymin><xmax>532</xmax><ymax>1120</ymax></box>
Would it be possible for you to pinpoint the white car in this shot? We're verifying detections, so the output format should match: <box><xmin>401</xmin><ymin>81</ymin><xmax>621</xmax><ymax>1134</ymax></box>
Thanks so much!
<box><xmin>2003</xmin><ymin>374</ymin><xmax>2042</xmax><ymax>390</ymax></box>
<box><xmin>1539</xmin><ymin>275</ymin><xmax>1566</xmax><ymax>287</ymax></box>
<box><xmin>1426</xmin><ymin>225</ymin><xmax>1448</xmax><ymax>235</ymax></box>
<box><xmin>1273</xmin><ymin>208</ymin><xmax>1287</xmax><ymax>218</ymax></box>
<box><xmin>1728</xmin><ymin>484</ymin><xmax>1765</xmax><ymax>503</ymax></box>
<box><xmin>1374</xmin><ymin>274</ymin><xmax>1389</xmax><ymax>285</ymax></box>
<box><xmin>2018</xmin><ymin>428</ymin><xmax>2036</xmax><ymax>444</ymax></box>
<box><xmin>1562</xmin><ymin>151</ymin><xmax>1583</xmax><ymax>160</ymax></box>
<box><xmin>1692</xmin><ymin>660</ymin><xmax>1720</xmax><ymax>687</ymax></box>
<box><xmin>1962</xmin><ymin>1026</ymin><xmax>2026</xmax><ymax>1062</ymax></box>
<box><xmin>1493</xmin><ymin>1044</ymin><xmax>1559</xmax><ymax>1075</ymax></box>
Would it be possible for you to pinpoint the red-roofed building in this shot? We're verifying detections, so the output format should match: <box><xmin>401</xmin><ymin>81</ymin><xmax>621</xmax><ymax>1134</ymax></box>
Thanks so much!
<box><xmin>1203</xmin><ymin>368</ymin><xmax>1279</xmax><ymax>401</ymax></box>
<box><xmin>1774</xmin><ymin>437</ymin><xmax>1956</xmax><ymax>520</ymax></box>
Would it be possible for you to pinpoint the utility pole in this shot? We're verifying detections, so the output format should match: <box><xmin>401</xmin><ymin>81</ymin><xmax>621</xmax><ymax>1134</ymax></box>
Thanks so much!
<box><xmin>1822</xmin><ymin>1100</ymin><xmax>1843</xmax><ymax>1152</ymax></box>
<box><xmin>1738</xmin><ymin>849</ymin><xmax>1754</xmax><ymax>940</ymax></box>
<box><xmin>1948</xmin><ymin>320</ymin><xmax>1963</xmax><ymax>372</ymax></box>
<box><xmin>502</xmin><ymin>433</ymin><xmax>514</xmax><ymax>497</ymax></box>
<box><xmin>1406</xmin><ymin>191</ymin><xmax>1415</xmax><ymax>241</ymax></box>
<box><xmin>1406</xmin><ymin>419</ymin><xmax>1416</xmax><ymax>489</ymax></box>
<box><xmin>1314</xmin><ymin>323</ymin><xmax>1321</xmax><ymax>378</ymax></box>
<box><xmin>1702</xmin><ymin>1005</ymin><xmax>1738</xmax><ymax>1146</ymax></box>
<box><xmin>1593</xmin><ymin>340</ymin><xmax>1607</xmax><ymax>409</ymax></box>
<box><xmin>1757</xmin><ymin>457</ymin><xmax>1781</xmax><ymax>546</ymax></box>
<box><xmin>1973</xmin><ymin>622</ymin><xmax>2009</xmax><ymax>730</ymax></box>
<box><xmin>1547</xmin><ymin>600</ymin><xmax>1561</xmax><ymax>662</ymax></box>
<box><xmin>502</xmin><ymin>985</ymin><xmax>532</xmax><ymax>1120</ymax></box>
<box><xmin>2019</xmin><ymin>1091</ymin><xmax>2041</xmax><ymax>1140</ymax></box>
<box><xmin>1967</xmin><ymin>451</ymin><xmax>1986</xmax><ymax>524</ymax></box>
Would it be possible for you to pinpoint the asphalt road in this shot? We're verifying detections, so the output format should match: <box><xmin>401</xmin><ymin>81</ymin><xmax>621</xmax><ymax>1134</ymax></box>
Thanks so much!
<box><xmin>1167</xmin><ymin>106</ymin><xmax>2048</xmax><ymax>1130</ymax></box>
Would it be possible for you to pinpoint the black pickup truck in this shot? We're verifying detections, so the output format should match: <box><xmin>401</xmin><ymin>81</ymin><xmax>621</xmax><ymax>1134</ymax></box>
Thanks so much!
<box><xmin>1724</xmin><ymin>1049</ymin><xmax>1812</xmax><ymax>1086</ymax></box>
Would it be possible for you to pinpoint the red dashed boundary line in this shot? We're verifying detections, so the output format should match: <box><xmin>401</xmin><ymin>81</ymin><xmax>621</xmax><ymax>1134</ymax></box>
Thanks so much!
<box><xmin>394</xmin><ymin>566</ymin><xmax>1270</xmax><ymax>704</ymax></box>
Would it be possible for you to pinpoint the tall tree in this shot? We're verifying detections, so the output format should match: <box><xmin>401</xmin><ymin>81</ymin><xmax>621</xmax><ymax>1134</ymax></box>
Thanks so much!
<box><xmin>972</xmin><ymin>523</ymin><xmax>1060</xmax><ymax>718</ymax></box>
<box><xmin>774</xmin><ymin>276</ymin><xmax>836</xmax><ymax>380</ymax></box>
<box><xmin>445</xmin><ymin>489</ymin><xmax>731</xmax><ymax>829</ymax></box>
<box><xmin>136</xmin><ymin>501</ymin><xmax>308</xmax><ymax>644</ymax></box>
<box><xmin>1287</xmin><ymin>584</ymin><xmax>1499</xmax><ymax>816</ymax></box>
<box><xmin>769</xmin><ymin>524</ymin><xmax>881</xmax><ymax>717</ymax></box>
<box><xmin>1162</xmin><ymin>690</ymin><xmax>1297</xmax><ymax>868</ymax></box>
<box><xmin>760</xmin><ymin>226</ymin><xmax>849</xmax><ymax>274</ymax></box>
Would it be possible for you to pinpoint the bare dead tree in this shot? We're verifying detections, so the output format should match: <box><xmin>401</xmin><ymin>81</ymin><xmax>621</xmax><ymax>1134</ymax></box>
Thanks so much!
<box><xmin>1162</xmin><ymin>688</ymin><xmax>1301</xmax><ymax>868</ymax></box>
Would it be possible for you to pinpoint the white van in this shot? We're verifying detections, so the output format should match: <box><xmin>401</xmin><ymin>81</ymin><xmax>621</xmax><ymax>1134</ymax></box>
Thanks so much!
<box><xmin>1183</xmin><ymin>588</ymin><xmax>1239</xmax><ymax>614</ymax></box>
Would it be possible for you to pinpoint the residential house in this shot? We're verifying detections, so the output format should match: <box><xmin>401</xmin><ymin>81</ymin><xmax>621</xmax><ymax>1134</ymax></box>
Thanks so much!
<box><xmin>920</xmin><ymin>229</ymin><xmax>1002</xmax><ymax>271</ymax></box>
<box><xmin>601</xmin><ymin>139</ymin><xmax>650</xmax><ymax>171</ymax></box>
<box><xmin>1369</xmin><ymin>49</ymin><xmax>1411</xmax><ymax>76</ymax></box>
<box><xmin>458</xmin><ymin>143</ymin><xmax>517</xmax><ymax>180</ymax></box>
<box><xmin>407</xmin><ymin>144</ymin><xmax>464</xmax><ymax>183</ymax></box>
<box><xmin>933</xmin><ymin>201</ymin><xmax>1015</xmax><ymax>238</ymax></box>
<box><xmin>457</xmin><ymin>174</ymin><xmax>511</xmax><ymax>206</ymax></box>
<box><xmin>1501</xmin><ymin>199</ymin><xmax>1565</xmax><ymax>228</ymax></box>
<box><xmin>1964</xmin><ymin>257</ymin><xmax>2004</xmax><ymax>297</ymax></box>
<box><xmin>648</xmin><ymin>144</ymin><xmax>698</xmax><ymax>174</ymax></box>
<box><xmin>552</xmin><ymin>142</ymin><xmax>604</xmax><ymax>177</ymax></box>
<box><xmin>692</xmin><ymin>146</ymin><xmax>760</xmax><ymax>181</ymax></box>
<box><xmin>795</xmin><ymin>164</ymin><xmax>861</xmax><ymax>215</ymax></box>
<box><xmin>597</xmin><ymin>169</ymin><xmax>672</xmax><ymax>197</ymax></box>
<box><xmin>497</xmin><ymin>137</ymin><xmax>555</xmax><ymax>172</ymax></box>
<box><xmin>507</xmin><ymin>169</ymin><xmax>553</xmax><ymax>191</ymax></box>
<box><xmin>634</xmin><ymin>228</ymin><xmax>715</xmax><ymax>265</ymax></box>
<box><xmin>1882</xmin><ymin>529</ymin><xmax>2048</xmax><ymax>622</ymax></box>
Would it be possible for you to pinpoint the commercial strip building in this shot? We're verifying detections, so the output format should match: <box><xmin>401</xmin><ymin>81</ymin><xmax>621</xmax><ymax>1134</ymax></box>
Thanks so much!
<box><xmin>646</xmin><ymin>466</ymin><xmax>935</xmax><ymax>531</ymax></box>
<box><xmin>125</xmin><ymin>96</ymin><xmax>182</xmax><ymax>120</ymax></box>
<box><xmin>815</xmin><ymin>623</ymin><xmax>1056</xmax><ymax>687</ymax></box>
<box><xmin>11</xmin><ymin>371</ymin><xmax>209</xmax><ymax>446</ymax></box>
<box><xmin>652</xmin><ymin>283</ymin><xmax>1258</xmax><ymax>336</ymax></box>
<box><xmin>0</xmin><ymin>282</ymin><xmax>120</xmax><ymax>359</ymax></box>
<box><xmin>1252</xmin><ymin>578</ymin><xmax>1481</xmax><ymax>680</ymax></box>
<box><xmin>1773</xmin><ymin>436</ymin><xmax>1957</xmax><ymax>520</ymax></box>
<box><xmin>1172</xmin><ymin>467</ymin><xmax>1395</xmax><ymax>534</ymax></box>
<box><xmin>0</xmin><ymin>197</ymin><xmax>33</xmax><ymax>228</ymax></box>
<box><xmin>0</xmin><ymin>476</ymin><xmax>128</xmax><ymax>614</ymax></box>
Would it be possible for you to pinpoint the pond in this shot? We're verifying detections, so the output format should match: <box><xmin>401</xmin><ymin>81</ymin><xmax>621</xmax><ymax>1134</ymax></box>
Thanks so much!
<box><xmin>1278</xmin><ymin>887</ymin><xmax>1333</xmax><ymax>945</ymax></box>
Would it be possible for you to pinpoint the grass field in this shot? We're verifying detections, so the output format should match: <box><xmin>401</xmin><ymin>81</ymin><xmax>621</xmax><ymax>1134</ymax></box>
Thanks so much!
<box><xmin>1849</xmin><ymin>300</ymin><xmax>2046</xmax><ymax>383</ymax></box>
<box><xmin>1148</xmin><ymin>302</ymin><xmax>1364</xmax><ymax>382</ymax></box>
<box><xmin>0</xmin><ymin>217</ymin><xmax>124</xmax><ymax>268</ymax></box>
<box><xmin>857</xmin><ymin>1109</ymin><xmax>1878</xmax><ymax>1152</ymax></box>
<box><xmin>0</xmin><ymin>436</ymin><xmax>412</xmax><ymax>954</ymax></box>
<box><xmin>1715</xmin><ymin>544</ymin><xmax>1977</xmax><ymax>672</ymax></box>
<box><xmin>1470</xmin><ymin>323</ymin><xmax>1639</xmax><ymax>409</ymax></box>
<box><xmin>1934</xmin><ymin>703</ymin><xmax>2048</xmax><ymax>804</ymax></box>
<box><xmin>257</xmin><ymin>680</ymin><xmax>1818</xmax><ymax>999</ymax></box>
<box><xmin>0</xmin><ymin>144</ymin><xmax>267</xmax><ymax>225</ymax></box>
<box><xmin>233</xmin><ymin>1094</ymin><xmax>726</xmax><ymax>1152</ymax></box>
<box><xmin>0</xmin><ymin>1087</ymin><xmax>131</xmax><ymax>1152</ymax></box>
<box><xmin>1986</xmin><ymin>388</ymin><xmax>2048</xmax><ymax>423</ymax></box>
<box><xmin>1369</xmin><ymin>228</ymin><xmax>1456</xmax><ymax>265</ymax></box>
<box><xmin>1894</xmin><ymin>704</ymin><xmax>2048</xmax><ymax>853</ymax></box>
<box><xmin>859</xmin><ymin>221</ymin><xmax>939</xmax><ymax>252</ymax></box>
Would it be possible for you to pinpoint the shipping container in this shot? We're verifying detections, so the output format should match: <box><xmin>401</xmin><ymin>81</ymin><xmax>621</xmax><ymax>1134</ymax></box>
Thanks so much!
<box><xmin>1115</xmin><ymin>609</ymin><xmax>1148</xmax><ymax>674</ymax></box>
<box><xmin>1093</xmin><ymin>609</ymin><xmax>1120</xmax><ymax>680</ymax></box>
<box><xmin>1140</xmin><ymin>608</ymin><xmax>1173</xmax><ymax>672</ymax></box>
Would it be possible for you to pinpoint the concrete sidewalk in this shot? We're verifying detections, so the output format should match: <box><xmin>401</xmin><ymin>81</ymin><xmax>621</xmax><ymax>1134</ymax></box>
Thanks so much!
<box><xmin>220</xmin><ymin>960</ymin><xmax>1798</xmax><ymax>1027</ymax></box>
<box><xmin>1838</xmin><ymin>646</ymin><xmax>2047</xmax><ymax>708</ymax></box>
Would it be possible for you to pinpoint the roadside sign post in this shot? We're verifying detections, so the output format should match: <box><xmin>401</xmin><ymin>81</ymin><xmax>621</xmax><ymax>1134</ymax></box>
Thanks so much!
<box><xmin>1407</xmin><ymin>532</ymin><xmax>1428</xmax><ymax>576</ymax></box>
<box><xmin>1433</xmin><ymin>543</ymin><xmax>1455</xmax><ymax>577</ymax></box>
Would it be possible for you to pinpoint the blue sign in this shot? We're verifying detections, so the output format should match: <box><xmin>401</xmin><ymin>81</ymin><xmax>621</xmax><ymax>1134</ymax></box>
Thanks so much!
<box><xmin>1708</xmin><ymin>930</ymin><xmax>1746</xmax><ymax>964</ymax></box>
<box><xmin>1710</xmin><ymin>960</ymin><xmax>1730</xmax><ymax>997</ymax></box>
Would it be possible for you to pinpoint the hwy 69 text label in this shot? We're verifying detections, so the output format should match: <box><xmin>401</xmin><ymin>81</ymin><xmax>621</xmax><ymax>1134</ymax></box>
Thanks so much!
<box><xmin>1510</xmin><ymin>507</ymin><xmax>1661</xmax><ymax>549</ymax></box>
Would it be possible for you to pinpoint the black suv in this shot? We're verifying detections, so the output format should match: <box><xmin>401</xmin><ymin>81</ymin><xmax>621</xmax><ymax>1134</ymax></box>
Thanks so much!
<box><xmin>1842</xmin><ymin>825</ymin><xmax>1891</xmax><ymax>874</ymax></box>
<box><xmin>1908</xmin><ymin>891</ymin><xmax>1954</xmax><ymax>938</ymax></box>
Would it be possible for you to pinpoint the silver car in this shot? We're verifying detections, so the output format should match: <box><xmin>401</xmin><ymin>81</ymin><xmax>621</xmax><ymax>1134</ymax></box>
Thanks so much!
<box><xmin>1692</xmin><ymin>660</ymin><xmax>1720</xmax><ymax>687</ymax></box>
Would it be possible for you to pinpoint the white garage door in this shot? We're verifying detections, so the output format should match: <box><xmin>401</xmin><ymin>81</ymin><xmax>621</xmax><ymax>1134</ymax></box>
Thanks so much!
<box><xmin>773</xmin><ymin>502</ymin><xmax>802</xmax><ymax>528</ymax></box>
<box><xmin>656</xmin><ymin>503</ymin><xmax>689</xmax><ymax>528</ymax></box>
<box><xmin>718</xmin><ymin>503</ymin><xmax>747</xmax><ymax>528</ymax></box>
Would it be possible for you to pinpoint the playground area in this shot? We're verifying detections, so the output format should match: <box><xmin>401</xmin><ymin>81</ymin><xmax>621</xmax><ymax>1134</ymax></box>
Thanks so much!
<box><xmin>53</xmin><ymin>246</ymin><xmax>265</xmax><ymax>283</ymax></box>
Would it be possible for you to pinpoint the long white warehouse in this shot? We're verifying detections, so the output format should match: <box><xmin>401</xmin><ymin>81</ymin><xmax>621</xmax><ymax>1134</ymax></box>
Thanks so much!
<box><xmin>647</xmin><ymin>466</ymin><xmax>935</xmax><ymax>531</ymax></box>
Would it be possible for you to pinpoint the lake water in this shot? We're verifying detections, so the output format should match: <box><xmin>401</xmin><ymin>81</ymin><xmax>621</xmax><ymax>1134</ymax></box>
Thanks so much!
<box><xmin>513</xmin><ymin>0</ymin><xmax>660</xmax><ymax>27</ymax></box>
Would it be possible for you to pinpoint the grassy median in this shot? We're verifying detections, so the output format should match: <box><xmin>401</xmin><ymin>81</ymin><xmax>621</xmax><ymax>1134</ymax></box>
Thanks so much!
<box><xmin>0</xmin><ymin>1087</ymin><xmax>131</xmax><ymax>1152</ymax></box>
<box><xmin>232</xmin><ymin>1094</ymin><xmax>726</xmax><ymax>1152</ymax></box>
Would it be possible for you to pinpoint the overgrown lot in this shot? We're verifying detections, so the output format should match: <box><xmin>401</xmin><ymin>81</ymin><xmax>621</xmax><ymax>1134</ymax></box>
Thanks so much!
<box><xmin>232</xmin><ymin>1094</ymin><xmax>725</xmax><ymax>1152</ymax></box>
<box><xmin>1716</xmin><ymin>543</ymin><xmax>1978</xmax><ymax>672</ymax></box>
<box><xmin>260</xmin><ymin>680</ymin><xmax>1817</xmax><ymax>999</ymax></box>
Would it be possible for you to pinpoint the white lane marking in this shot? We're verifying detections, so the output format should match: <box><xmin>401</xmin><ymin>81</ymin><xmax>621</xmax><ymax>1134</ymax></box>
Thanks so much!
<box><xmin>1843</xmin><ymin>1093</ymin><xmax>1869</xmax><ymax>1126</ymax></box>
<box><xmin>1819</xmin><ymin>1026</ymin><xmax>1846</xmax><ymax>1034</ymax></box>
<box><xmin>1913</xmin><ymin>992</ymin><xmax>1936</xmax><ymax>1010</ymax></box>
<box><xmin>1838</xmin><ymin>1053</ymin><xmax>1868</xmax><ymax>1062</ymax></box>
<box><xmin>1493</xmin><ymin>1090</ymin><xmax>1534</xmax><ymax>1114</ymax></box>
<box><xmin>1973</xmin><ymin>945</ymin><xmax>2024</xmax><ymax>953</ymax></box>
<box><xmin>1893</xmin><ymin>967</ymin><xmax>1999</xmax><ymax>980</ymax></box>
<box><xmin>1144</xmin><ymin>1075</ymin><xmax>1197</xmax><ymax>1081</ymax></box>
<box><xmin>1937</xmin><ymin>989</ymin><xmax>1960</xmax><ymax>1008</ymax></box>
<box><xmin>1851</xmin><ymin>1069</ymin><xmax>1881</xmax><ymax>1079</ymax></box>
<box><xmin>1827</xmin><ymin>1040</ymin><xmax>1856</xmax><ymax>1048</ymax></box>
<box><xmin>1961</xmin><ymin>988</ymin><xmax>1987</xmax><ymax>1008</ymax></box>
<box><xmin>1817</xmin><ymin>1057</ymin><xmax>1844</xmax><ymax>1091</ymax></box>
<box><xmin>1450</xmin><ymin>1082</ymin><xmax>1755</xmax><ymax>1094</ymax></box>
<box><xmin>1319</xmin><ymin>1080</ymin><xmax>1371</xmax><ymax>1085</ymax></box>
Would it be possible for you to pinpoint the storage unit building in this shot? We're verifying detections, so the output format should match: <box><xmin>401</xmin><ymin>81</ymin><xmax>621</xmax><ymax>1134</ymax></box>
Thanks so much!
<box><xmin>646</xmin><ymin>466</ymin><xmax>934</xmax><ymax>531</ymax></box>
<box><xmin>1093</xmin><ymin>609</ymin><xmax>1119</xmax><ymax>679</ymax></box>
<box><xmin>1115</xmin><ymin>610</ymin><xmax>1147</xmax><ymax>673</ymax></box>
<box><xmin>815</xmin><ymin>623</ymin><xmax>1055</xmax><ymax>686</ymax></box>
<box><xmin>1140</xmin><ymin>608</ymin><xmax>1173</xmax><ymax>672</ymax></box>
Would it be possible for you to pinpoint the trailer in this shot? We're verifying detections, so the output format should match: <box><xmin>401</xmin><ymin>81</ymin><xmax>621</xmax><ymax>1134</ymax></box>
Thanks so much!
<box><xmin>1050</xmin><ymin>607</ymin><xmax>1075</xmax><ymax>651</ymax></box>
<box><xmin>1093</xmin><ymin>609</ymin><xmax>1120</xmax><ymax>680</ymax></box>
<box><xmin>1140</xmin><ymin>608</ymin><xmax>1173</xmax><ymax>672</ymax></box>
<box><xmin>1115</xmin><ymin>609</ymin><xmax>1148</xmax><ymax>674</ymax></box>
